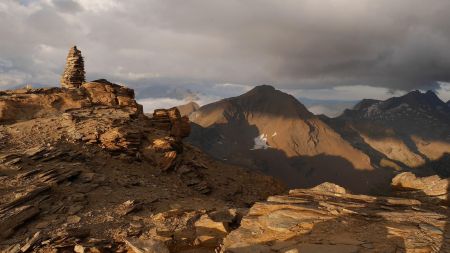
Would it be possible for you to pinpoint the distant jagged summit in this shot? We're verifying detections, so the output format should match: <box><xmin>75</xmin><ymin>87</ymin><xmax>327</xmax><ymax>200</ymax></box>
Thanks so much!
<box><xmin>341</xmin><ymin>90</ymin><xmax>450</xmax><ymax>121</ymax></box>
<box><xmin>331</xmin><ymin>89</ymin><xmax>450</xmax><ymax>170</ymax></box>
<box><xmin>60</xmin><ymin>46</ymin><xmax>85</xmax><ymax>89</ymax></box>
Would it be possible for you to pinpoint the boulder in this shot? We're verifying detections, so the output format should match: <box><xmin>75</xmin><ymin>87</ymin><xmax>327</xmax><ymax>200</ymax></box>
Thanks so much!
<box><xmin>392</xmin><ymin>172</ymin><xmax>448</xmax><ymax>198</ymax></box>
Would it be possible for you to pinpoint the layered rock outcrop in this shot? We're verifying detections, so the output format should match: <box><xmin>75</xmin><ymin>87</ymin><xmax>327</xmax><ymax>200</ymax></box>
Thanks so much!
<box><xmin>0</xmin><ymin>79</ymin><xmax>142</xmax><ymax>124</ymax></box>
<box><xmin>222</xmin><ymin>182</ymin><xmax>450</xmax><ymax>252</ymax></box>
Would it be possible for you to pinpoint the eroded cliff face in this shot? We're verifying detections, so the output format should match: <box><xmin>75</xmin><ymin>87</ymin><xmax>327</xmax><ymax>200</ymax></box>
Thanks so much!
<box><xmin>0</xmin><ymin>80</ymin><xmax>284</xmax><ymax>253</ymax></box>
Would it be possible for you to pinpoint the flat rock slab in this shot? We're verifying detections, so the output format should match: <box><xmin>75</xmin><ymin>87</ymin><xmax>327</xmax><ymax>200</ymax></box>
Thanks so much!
<box><xmin>222</xmin><ymin>183</ymin><xmax>450</xmax><ymax>253</ymax></box>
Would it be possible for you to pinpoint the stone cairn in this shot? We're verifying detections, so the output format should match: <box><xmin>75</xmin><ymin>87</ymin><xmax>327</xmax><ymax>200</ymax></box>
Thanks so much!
<box><xmin>60</xmin><ymin>46</ymin><xmax>85</xmax><ymax>89</ymax></box>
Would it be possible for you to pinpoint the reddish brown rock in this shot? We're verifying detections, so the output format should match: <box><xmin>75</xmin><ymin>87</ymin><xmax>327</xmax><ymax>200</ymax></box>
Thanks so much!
<box><xmin>82</xmin><ymin>79</ymin><xmax>142</xmax><ymax>114</ymax></box>
<box><xmin>0</xmin><ymin>80</ymin><xmax>142</xmax><ymax>124</ymax></box>
<box><xmin>150</xmin><ymin>107</ymin><xmax>190</xmax><ymax>139</ymax></box>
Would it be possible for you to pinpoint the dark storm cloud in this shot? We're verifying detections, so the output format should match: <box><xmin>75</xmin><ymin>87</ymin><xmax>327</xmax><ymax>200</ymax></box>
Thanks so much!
<box><xmin>137</xmin><ymin>0</ymin><xmax>450</xmax><ymax>90</ymax></box>
<box><xmin>1</xmin><ymin>0</ymin><xmax>450</xmax><ymax>92</ymax></box>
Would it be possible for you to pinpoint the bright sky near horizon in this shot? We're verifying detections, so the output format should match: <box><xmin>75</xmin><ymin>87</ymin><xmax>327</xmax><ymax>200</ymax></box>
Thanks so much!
<box><xmin>1</xmin><ymin>0</ymin><xmax>450</xmax><ymax>109</ymax></box>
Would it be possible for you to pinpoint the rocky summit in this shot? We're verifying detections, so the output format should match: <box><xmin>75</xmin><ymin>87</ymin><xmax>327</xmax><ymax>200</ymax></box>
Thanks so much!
<box><xmin>0</xmin><ymin>47</ymin><xmax>284</xmax><ymax>252</ymax></box>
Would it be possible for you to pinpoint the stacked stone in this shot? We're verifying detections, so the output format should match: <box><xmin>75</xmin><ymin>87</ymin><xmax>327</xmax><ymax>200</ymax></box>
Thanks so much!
<box><xmin>60</xmin><ymin>46</ymin><xmax>85</xmax><ymax>89</ymax></box>
<box><xmin>150</xmin><ymin>108</ymin><xmax>190</xmax><ymax>138</ymax></box>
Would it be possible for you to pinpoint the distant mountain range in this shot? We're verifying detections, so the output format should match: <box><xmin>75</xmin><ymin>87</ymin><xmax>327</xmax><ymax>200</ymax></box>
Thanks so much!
<box><xmin>186</xmin><ymin>85</ymin><xmax>450</xmax><ymax>194</ymax></box>
<box><xmin>327</xmin><ymin>89</ymin><xmax>450</xmax><ymax>176</ymax></box>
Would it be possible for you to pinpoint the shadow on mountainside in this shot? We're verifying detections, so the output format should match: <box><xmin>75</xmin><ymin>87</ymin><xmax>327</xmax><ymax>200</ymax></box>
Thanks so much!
<box><xmin>188</xmin><ymin>122</ymin><xmax>394</xmax><ymax>195</ymax></box>
<box><xmin>412</xmin><ymin>153</ymin><xmax>450</xmax><ymax>178</ymax></box>
<box><xmin>249</xmin><ymin>149</ymin><xmax>393</xmax><ymax>195</ymax></box>
<box><xmin>324</xmin><ymin>117</ymin><xmax>450</xmax><ymax>169</ymax></box>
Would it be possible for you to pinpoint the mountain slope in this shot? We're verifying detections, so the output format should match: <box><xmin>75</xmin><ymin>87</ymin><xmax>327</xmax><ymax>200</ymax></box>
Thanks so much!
<box><xmin>176</xmin><ymin>101</ymin><xmax>199</xmax><ymax>117</ymax></box>
<box><xmin>188</xmin><ymin>85</ymin><xmax>392</xmax><ymax>194</ymax></box>
<box><xmin>329</xmin><ymin>90</ymin><xmax>450</xmax><ymax>175</ymax></box>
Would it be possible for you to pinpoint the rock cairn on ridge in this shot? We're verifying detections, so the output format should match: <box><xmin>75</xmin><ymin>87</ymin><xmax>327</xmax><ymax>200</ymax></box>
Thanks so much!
<box><xmin>60</xmin><ymin>46</ymin><xmax>85</xmax><ymax>89</ymax></box>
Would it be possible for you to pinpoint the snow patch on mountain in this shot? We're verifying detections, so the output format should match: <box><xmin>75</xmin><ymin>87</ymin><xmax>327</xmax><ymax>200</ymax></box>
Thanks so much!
<box><xmin>252</xmin><ymin>133</ymin><xmax>270</xmax><ymax>150</ymax></box>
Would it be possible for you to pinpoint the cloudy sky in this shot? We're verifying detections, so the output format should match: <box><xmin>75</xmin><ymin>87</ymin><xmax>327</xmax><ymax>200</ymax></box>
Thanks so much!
<box><xmin>1</xmin><ymin>0</ymin><xmax>450</xmax><ymax>113</ymax></box>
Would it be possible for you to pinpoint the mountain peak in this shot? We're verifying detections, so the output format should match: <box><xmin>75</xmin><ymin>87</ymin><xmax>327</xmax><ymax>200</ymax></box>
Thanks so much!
<box><xmin>399</xmin><ymin>89</ymin><xmax>444</xmax><ymax>107</ymax></box>
<box><xmin>234</xmin><ymin>84</ymin><xmax>313</xmax><ymax>118</ymax></box>
<box><xmin>246</xmin><ymin>85</ymin><xmax>276</xmax><ymax>95</ymax></box>
<box><xmin>253</xmin><ymin>84</ymin><xmax>275</xmax><ymax>91</ymax></box>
